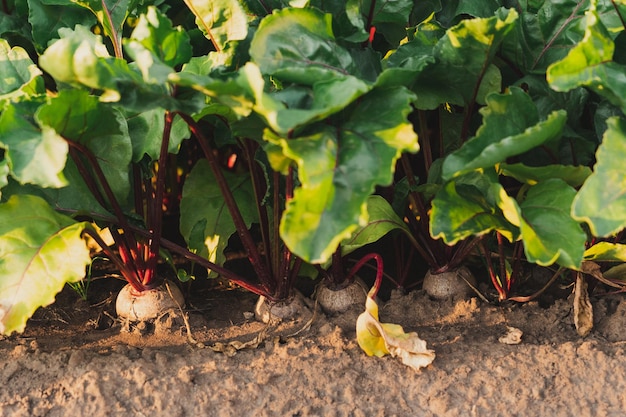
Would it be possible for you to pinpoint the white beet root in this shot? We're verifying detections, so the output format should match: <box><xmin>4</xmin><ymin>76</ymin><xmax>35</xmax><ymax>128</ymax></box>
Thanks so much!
<box><xmin>422</xmin><ymin>266</ymin><xmax>477</xmax><ymax>300</ymax></box>
<box><xmin>254</xmin><ymin>291</ymin><xmax>307</xmax><ymax>324</ymax></box>
<box><xmin>116</xmin><ymin>281</ymin><xmax>185</xmax><ymax>321</ymax></box>
<box><xmin>316</xmin><ymin>278</ymin><xmax>368</xmax><ymax>314</ymax></box>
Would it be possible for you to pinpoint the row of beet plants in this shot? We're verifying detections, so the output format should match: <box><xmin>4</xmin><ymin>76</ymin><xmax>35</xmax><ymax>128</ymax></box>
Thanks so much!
<box><xmin>1</xmin><ymin>0</ymin><xmax>626</xmax><ymax>365</ymax></box>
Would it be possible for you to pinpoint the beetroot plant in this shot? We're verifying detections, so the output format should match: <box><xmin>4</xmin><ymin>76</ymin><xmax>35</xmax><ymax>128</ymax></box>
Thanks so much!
<box><xmin>2</xmin><ymin>0</ymin><xmax>626</xmax><ymax>342</ymax></box>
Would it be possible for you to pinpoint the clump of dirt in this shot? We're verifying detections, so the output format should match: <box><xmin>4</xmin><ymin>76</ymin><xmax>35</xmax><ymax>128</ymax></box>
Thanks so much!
<box><xmin>2</xmin><ymin>276</ymin><xmax>626</xmax><ymax>417</ymax></box>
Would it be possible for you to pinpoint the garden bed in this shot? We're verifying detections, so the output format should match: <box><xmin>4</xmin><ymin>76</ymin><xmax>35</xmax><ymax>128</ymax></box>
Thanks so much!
<box><xmin>2</xmin><ymin>277</ymin><xmax>626</xmax><ymax>417</ymax></box>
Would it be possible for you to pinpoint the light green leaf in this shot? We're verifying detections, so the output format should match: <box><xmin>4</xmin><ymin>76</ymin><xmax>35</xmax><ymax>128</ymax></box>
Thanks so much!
<box><xmin>516</xmin><ymin>179</ymin><xmax>586</xmax><ymax>269</ymax></box>
<box><xmin>170</xmin><ymin>63</ymin><xmax>257</xmax><ymax>118</ymax></box>
<box><xmin>39</xmin><ymin>25</ymin><xmax>183</xmax><ymax>112</ymax></box>
<box><xmin>250</xmin><ymin>7</ymin><xmax>356</xmax><ymax>85</ymax></box>
<box><xmin>442</xmin><ymin>87</ymin><xmax>567</xmax><ymax>180</ymax></box>
<box><xmin>430</xmin><ymin>171</ymin><xmax>519</xmax><ymax>245</ymax></box>
<box><xmin>124</xmin><ymin>6</ymin><xmax>192</xmax><ymax>83</ymax></box>
<box><xmin>271</xmin><ymin>87</ymin><xmax>418</xmax><ymax>263</ymax></box>
<box><xmin>547</xmin><ymin>2</ymin><xmax>626</xmax><ymax>114</ymax></box>
<box><xmin>498</xmin><ymin>163</ymin><xmax>591</xmax><ymax>188</ymax></box>
<box><xmin>340</xmin><ymin>195</ymin><xmax>410</xmax><ymax>256</ymax></box>
<box><xmin>179</xmin><ymin>159</ymin><xmax>258</xmax><ymax>270</ymax></box>
<box><xmin>411</xmin><ymin>8</ymin><xmax>518</xmax><ymax>109</ymax></box>
<box><xmin>36</xmin><ymin>90</ymin><xmax>133</xmax><ymax>211</ymax></box>
<box><xmin>0</xmin><ymin>101</ymin><xmax>69</xmax><ymax>188</ymax></box>
<box><xmin>0</xmin><ymin>39</ymin><xmax>44</xmax><ymax>103</ymax></box>
<box><xmin>584</xmin><ymin>242</ymin><xmax>626</xmax><ymax>262</ymax></box>
<box><xmin>0</xmin><ymin>194</ymin><xmax>90</xmax><ymax>335</ymax></box>
<box><xmin>240</xmin><ymin>62</ymin><xmax>370</xmax><ymax>135</ymax></box>
<box><xmin>0</xmin><ymin>160</ymin><xmax>8</xmax><ymax>196</ymax></box>
<box><xmin>39</xmin><ymin>25</ymin><xmax>125</xmax><ymax>101</ymax></box>
<box><xmin>71</xmin><ymin>0</ymin><xmax>129</xmax><ymax>40</ymax></box>
<box><xmin>572</xmin><ymin>117</ymin><xmax>626</xmax><ymax>237</ymax></box>
<box><xmin>183</xmin><ymin>0</ymin><xmax>247</xmax><ymax>52</ymax></box>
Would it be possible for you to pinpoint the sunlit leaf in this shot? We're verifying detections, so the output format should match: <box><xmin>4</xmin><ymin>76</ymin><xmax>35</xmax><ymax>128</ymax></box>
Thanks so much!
<box><xmin>0</xmin><ymin>194</ymin><xmax>90</xmax><ymax>335</ymax></box>
<box><xmin>0</xmin><ymin>101</ymin><xmax>69</xmax><ymax>188</ymax></box>
<box><xmin>0</xmin><ymin>39</ymin><xmax>44</xmax><ymax>103</ymax></box>
<box><xmin>442</xmin><ymin>87</ymin><xmax>567</xmax><ymax>180</ymax></box>
<box><xmin>430</xmin><ymin>171</ymin><xmax>519</xmax><ymax>245</ymax></box>
<box><xmin>584</xmin><ymin>242</ymin><xmax>626</xmax><ymax>262</ymax></box>
<box><xmin>411</xmin><ymin>8</ymin><xmax>518</xmax><ymax>109</ymax></box>
<box><xmin>547</xmin><ymin>1</ymin><xmax>626</xmax><ymax>114</ymax></box>
<box><xmin>572</xmin><ymin>117</ymin><xmax>626</xmax><ymax>237</ymax></box>
<box><xmin>240</xmin><ymin>62</ymin><xmax>370</xmax><ymax>135</ymax></box>
<box><xmin>36</xmin><ymin>90</ymin><xmax>133</xmax><ymax>212</ymax></box>
<box><xmin>498</xmin><ymin>163</ymin><xmax>591</xmax><ymax>188</ymax></box>
<box><xmin>71</xmin><ymin>0</ymin><xmax>130</xmax><ymax>47</ymax></box>
<box><xmin>340</xmin><ymin>195</ymin><xmax>410</xmax><ymax>256</ymax></box>
<box><xmin>269</xmin><ymin>87</ymin><xmax>418</xmax><ymax>263</ymax></box>
<box><xmin>39</xmin><ymin>25</ymin><xmax>186</xmax><ymax>112</ymax></box>
<box><xmin>124</xmin><ymin>6</ymin><xmax>192</xmax><ymax>82</ymax></box>
<box><xmin>183</xmin><ymin>0</ymin><xmax>247</xmax><ymax>52</ymax></box>
<box><xmin>250</xmin><ymin>7</ymin><xmax>356</xmax><ymax>85</ymax></box>
<box><xmin>501</xmin><ymin>0</ymin><xmax>624</xmax><ymax>73</ymax></box>
<box><xmin>0</xmin><ymin>160</ymin><xmax>8</xmax><ymax>197</ymax></box>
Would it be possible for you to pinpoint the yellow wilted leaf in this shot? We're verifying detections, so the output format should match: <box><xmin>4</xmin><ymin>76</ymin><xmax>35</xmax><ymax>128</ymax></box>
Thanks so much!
<box><xmin>356</xmin><ymin>290</ymin><xmax>435</xmax><ymax>370</ymax></box>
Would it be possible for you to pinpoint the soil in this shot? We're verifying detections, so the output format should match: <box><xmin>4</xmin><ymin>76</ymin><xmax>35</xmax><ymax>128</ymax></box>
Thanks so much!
<box><xmin>2</xmin><ymin>271</ymin><xmax>626</xmax><ymax>417</ymax></box>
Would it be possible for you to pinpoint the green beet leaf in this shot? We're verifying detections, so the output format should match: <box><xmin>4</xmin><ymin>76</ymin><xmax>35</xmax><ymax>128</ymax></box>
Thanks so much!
<box><xmin>179</xmin><ymin>159</ymin><xmax>258</xmax><ymax>272</ymax></box>
<box><xmin>39</xmin><ymin>25</ymin><xmax>131</xmax><ymax>102</ymax></box>
<box><xmin>38</xmin><ymin>25</ymin><xmax>184</xmax><ymax>112</ymax></box>
<box><xmin>172</xmin><ymin>64</ymin><xmax>256</xmax><ymax>119</ymax></box>
<box><xmin>0</xmin><ymin>39</ymin><xmax>44</xmax><ymax>103</ymax></box>
<box><xmin>346</xmin><ymin>0</ymin><xmax>414</xmax><ymax>46</ymax></box>
<box><xmin>500</xmin><ymin>0</ymin><xmax>624</xmax><ymax>73</ymax></box>
<box><xmin>0</xmin><ymin>160</ymin><xmax>8</xmax><ymax>197</ymax></box>
<box><xmin>584</xmin><ymin>242</ymin><xmax>626</xmax><ymax>262</ymax></box>
<box><xmin>0</xmin><ymin>194</ymin><xmax>91</xmax><ymax>335</ymax></box>
<box><xmin>184</xmin><ymin>0</ymin><xmax>247</xmax><ymax>52</ymax></box>
<box><xmin>124</xmin><ymin>6</ymin><xmax>192</xmax><ymax>83</ymax></box>
<box><xmin>442</xmin><ymin>87</ymin><xmax>567</xmax><ymax>180</ymax></box>
<box><xmin>498</xmin><ymin>163</ymin><xmax>591</xmax><ymax>188</ymax></box>
<box><xmin>547</xmin><ymin>1</ymin><xmax>626</xmax><ymax>114</ymax></box>
<box><xmin>340</xmin><ymin>195</ymin><xmax>410</xmax><ymax>257</ymax></box>
<box><xmin>36</xmin><ymin>90</ymin><xmax>133</xmax><ymax>213</ymax></box>
<box><xmin>411</xmin><ymin>7</ymin><xmax>518</xmax><ymax>109</ymax></box>
<box><xmin>71</xmin><ymin>0</ymin><xmax>130</xmax><ymax>50</ymax></box>
<box><xmin>0</xmin><ymin>101</ymin><xmax>69</xmax><ymax>189</ymax></box>
<box><xmin>126</xmin><ymin>110</ymin><xmax>189</xmax><ymax>162</ymax></box>
<box><xmin>240</xmin><ymin>62</ymin><xmax>370</xmax><ymax>135</ymax></box>
<box><xmin>250</xmin><ymin>7</ymin><xmax>357</xmax><ymax>85</ymax></box>
<box><xmin>572</xmin><ymin>117</ymin><xmax>626</xmax><ymax>237</ymax></box>
<box><xmin>514</xmin><ymin>179</ymin><xmax>586</xmax><ymax>269</ymax></box>
<box><xmin>27</xmin><ymin>0</ymin><xmax>94</xmax><ymax>52</ymax></box>
<box><xmin>269</xmin><ymin>87</ymin><xmax>418</xmax><ymax>263</ymax></box>
<box><xmin>376</xmin><ymin>19</ymin><xmax>440</xmax><ymax>89</ymax></box>
<box><xmin>430</xmin><ymin>171</ymin><xmax>519</xmax><ymax>246</ymax></box>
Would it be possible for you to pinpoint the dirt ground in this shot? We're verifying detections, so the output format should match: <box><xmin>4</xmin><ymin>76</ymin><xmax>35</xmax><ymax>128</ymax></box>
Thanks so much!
<box><xmin>2</xmin><ymin>272</ymin><xmax>626</xmax><ymax>417</ymax></box>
